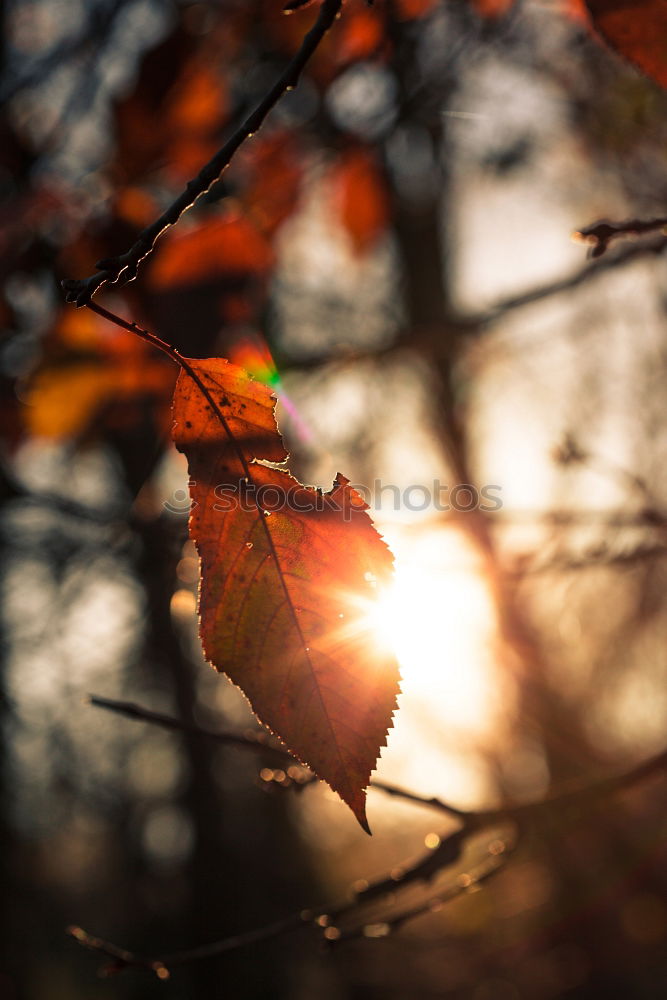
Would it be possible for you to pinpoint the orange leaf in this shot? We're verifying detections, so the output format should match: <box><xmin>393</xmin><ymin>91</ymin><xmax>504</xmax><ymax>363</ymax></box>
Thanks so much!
<box><xmin>172</xmin><ymin>358</ymin><xmax>399</xmax><ymax>830</ymax></box>
<box><xmin>333</xmin><ymin>148</ymin><xmax>389</xmax><ymax>254</ymax></box>
<box><xmin>585</xmin><ymin>0</ymin><xmax>667</xmax><ymax>88</ymax></box>
<box><xmin>147</xmin><ymin>213</ymin><xmax>274</xmax><ymax>290</ymax></box>
<box><xmin>24</xmin><ymin>363</ymin><xmax>116</xmax><ymax>439</ymax></box>
<box><xmin>470</xmin><ymin>0</ymin><xmax>517</xmax><ymax>16</ymax></box>
<box><xmin>335</xmin><ymin>8</ymin><xmax>384</xmax><ymax>63</ymax></box>
<box><xmin>238</xmin><ymin>131</ymin><xmax>303</xmax><ymax>235</ymax></box>
<box><xmin>24</xmin><ymin>356</ymin><xmax>174</xmax><ymax>439</ymax></box>
<box><xmin>394</xmin><ymin>0</ymin><xmax>438</xmax><ymax>20</ymax></box>
<box><xmin>23</xmin><ymin>308</ymin><xmax>175</xmax><ymax>440</ymax></box>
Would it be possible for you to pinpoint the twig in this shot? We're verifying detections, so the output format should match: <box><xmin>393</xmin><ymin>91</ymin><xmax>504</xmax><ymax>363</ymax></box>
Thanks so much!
<box><xmin>89</xmin><ymin>694</ymin><xmax>468</xmax><ymax>819</ymax></box>
<box><xmin>0</xmin><ymin>461</ymin><xmax>123</xmax><ymax>523</ymax></box>
<box><xmin>575</xmin><ymin>217</ymin><xmax>667</xmax><ymax>259</ymax></box>
<box><xmin>477</xmin><ymin>233</ymin><xmax>667</xmax><ymax>323</ymax></box>
<box><xmin>68</xmin><ymin>821</ymin><xmax>506</xmax><ymax>976</ymax></box>
<box><xmin>69</xmin><ymin>838</ymin><xmax>512</xmax><ymax>975</ymax></box>
<box><xmin>71</xmin><ymin>692</ymin><xmax>667</xmax><ymax>977</ymax></box>
<box><xmin>0</xmin><ymin>0</ymin><xmax>134</xmax><ymax>104</ymax></box>
<box><xmin>88</xmin><ymin>695</ymin><xmax>290</xmax><ymax>758</ymax></box>
<box><xmin>274</xmin><ymin>234</ymin><xmax>667</xmax><ymax>374</ymax></box>
<box><xmin>61</xmin><ymin>0</ymin><xmax>343</xmax><ymax>307</ymax></box>
<box><xmin>67</xmin><ymin>911</ymin><xmax>307</xmax><ymax>979</ymax></box>
<box><xmin>88</xmin><ymin>693</ymin><xmax>667</xmax><ymax>828</ymax></box>
<box><xmin>511</xmin><ymin>540</ymin><xmax>667</xmax><ymax>575</ymax></box>
<box><xmin>335</xmin><ymin>844</ymin><xmax>512</xmax><ymax>944</ymax></box>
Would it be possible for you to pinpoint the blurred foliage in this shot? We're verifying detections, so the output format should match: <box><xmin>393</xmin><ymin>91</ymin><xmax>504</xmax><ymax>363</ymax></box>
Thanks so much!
<box><xmin>3</xmin><ymin>1</ymin><xmax>667</xmax><ymax>999</ymax></box>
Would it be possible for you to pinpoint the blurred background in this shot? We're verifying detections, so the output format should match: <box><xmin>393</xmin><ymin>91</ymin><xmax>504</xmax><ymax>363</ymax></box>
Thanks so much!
<box><xmin>3</xmin><ymin>0</ymin><xmax>667</xmax><ymax>996</ymax></box>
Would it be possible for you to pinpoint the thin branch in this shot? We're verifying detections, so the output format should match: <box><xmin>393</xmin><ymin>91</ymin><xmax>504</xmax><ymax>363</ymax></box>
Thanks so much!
<box><xmin>68</xmin><ymin>822</ymin><xmax>505</xmax><ymax>976</ymax></box>
<box><xmin>335</xmin><ymin>845</ymin><xmax>512</xmax><ymax>944</ymax></box>
<box><xmin>367</xmin><ymin>778</ymin><xmax>468</xmax><ymax>819</ymax></box>
<box><xmin>71</xmin><ymin>694</ymin><xmax>667</xmax><ymax>977</ymax></box>
<box><xmin>0</xmin><ymin>461</ymin><xmax>123</xmax><ymax>523</ymax></box>
<box><xmin>67</xmin><ymin>911</ymin><xmax>307</xmax><ymax>979</ymax></box>
<box><xmin>274</xmin><ymin>234</ymin><xmax>667</xmax><ymax>376</ymax></box>
<box><xmin>576</xmin><ymin>217</ymin><xmax>667</xmax><ymax>259</ymax></box>
<box><xmin>474</xmin><ymin>233</ymin><xmax>667</xmax><ymax>325</ymax></box>
<box><xmin>88</xmin><ymin>696</ymin><xmax>667</xmax><ymax>826</ymax></box>
<box><xmin>62</xmin><ymin>0</ymin><xmax>343</xmax><ymax>307</ymax></box>
<box><xmin>89</xmin><ymin>694</ymin><xmax>468</xmax><ymax>819</ymax></box>
<box><xmin>511</xmin><ymin>540</ymin><xmax>667</xmax><ymax>575</ymax></box>
<box><xmin>88</xmin><ymin>695</ymin><xmax>290</xmax><ymax>757</ymax></box>
<box><xmin>69</xmin><ymin>839</ymin><xmax>512</xmax><ymax>974</ymax></box>
<box><xmin>0</xmin><ymin>0</ymin><xmax>134</xmax><ymax>103</ymax></box>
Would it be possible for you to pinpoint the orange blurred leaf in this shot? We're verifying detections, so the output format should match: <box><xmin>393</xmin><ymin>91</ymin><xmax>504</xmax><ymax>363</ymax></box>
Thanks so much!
<box><xmin>113</xmin><ymin>41</ymin><xmax>229</xmax><ymax>184</ymax></box>
<box><xmin>333</xmin><ymin>147</ymin><xmax>390</xmax><ymax>254</ymax></box>
<box><xmin>23</xmin><ymin>309</ymin><xmax>175</xmax><ymax>440</ymax></box>
<box><xmin>335</xmin><ymin>8</ymin><xmax>384</xmax><ymax>63</ymax></box>
<box><xmin>470</xmin><ymin>0</ymin><xmax>517</xmax><ymax>17</ymax></box>
<box><xmin>147</xmin><ymin>212</ymin><xmax>274</xmax><ymax>290</ymax></box>
<box><xmin>394</xmin><ymin>0</ymin><xmax>439</xmax><ymax>20</ymax></box>
<box><xmin>24</xmin><ymin>363</ymin><xmax>116</xmax><ymax>439</ymax></box>
<box><xmin>585</xmin><ymin>0</ymin><xmax>667</xmax><ymax>87</ymax></box>
<box><xmin>238</xmin><ymin>131</ymin><xmax>304</xmax><ymax>236</ymax></box>
<box><xmin>172</xmin><ymin>357</ymin><xmax>399</xmax><ymax>829</ymax></box>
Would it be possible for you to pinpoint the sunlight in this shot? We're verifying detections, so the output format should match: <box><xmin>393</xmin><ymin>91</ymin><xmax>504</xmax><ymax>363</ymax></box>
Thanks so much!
<box><xmin>371</xmin><ymin>524</ymin><xmax>497</xmax><ymax>728</ymax></box>
<box><xmin>366</xmin><ymin>523</ymin><xmax>504</xmax><ymax>806</ymax></box>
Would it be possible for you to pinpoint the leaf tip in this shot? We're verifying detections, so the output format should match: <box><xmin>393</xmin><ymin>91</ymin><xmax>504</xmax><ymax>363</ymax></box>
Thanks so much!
<box><xmin>352</xmin><ymin>792</ymin><xmax>372</xmax><ymax>835</ymax></box>
<box><xmin>358</xmin><ymin>813</ymin><xmax>372</xmax><ymax>836</ymax></box>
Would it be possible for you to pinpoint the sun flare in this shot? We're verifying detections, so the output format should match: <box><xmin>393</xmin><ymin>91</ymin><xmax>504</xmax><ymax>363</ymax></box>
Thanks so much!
<box><xmin>366</xmin><ymin>523</ymin><xmax>503</xmax><ymax>802</ymax></box>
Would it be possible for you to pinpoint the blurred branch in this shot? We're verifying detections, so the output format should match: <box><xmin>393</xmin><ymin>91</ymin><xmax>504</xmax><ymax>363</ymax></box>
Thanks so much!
<box><xmin>89</xmin><ymin>694</ymin><xmax>468</xmax><ymax>818</ymax></box>
<box><xmin>489</xmin><ymin>509</ymin><xmax>667</xmax><ymax>527</ymax></box>
<box><xmin>0</xmin><ymin>0</ymin><xmax>134</xmax><ymax>103</ymax></box>
<box><xmin>71</xmin><ymin>696</ymin><xmax>667</xmax><ymax>978</ymax></box>
<box><xmin>0</xmin><ymin>460</ymin><xmax>123</xmax><ymax>523</ymax></box>
<box><xmin>334</xmin><ymin>846</ymin><xmax>509</xmax><ymax>944</ymax></box>
<box><xmin>511</xmin><ymin>540</ymin><xmax>667</xmax><ymax>575</ymax></box>
<box><xmin>88</xmin><ymin>694</ymin><xmax>290</xmax><ymax>756</ymax></box>
<box><xmin>276</xmin><ymin>235</ymin><xmax>667</xmax><ymax>377</ymax></box>
<box><xmin>576</xmin><ymin>217</ymin><xmax>667</xmax><ymax>259</ymax></box>
<box><xmin>68</xmin><ymin>826</ymin><xmax>509</xmax><ymax>977</ymax></box>
<box><xmin>552</xmin><ymin>434</ymin><xmax>654</xmax><ymax>506</ymax></box>
<box><xmin>68</xmin><ymin>842</ymin><xmax>510</xmax><ymax>976</ymax></box>
<box><xmin>473</xmin><ymin>233</ymin><xmax>667</xmax><ymax>326</ymax></box>
<box><xmin>62</xmin><ymin>0</ymin><xmax>343</xmax><ymax>306</ymax></box>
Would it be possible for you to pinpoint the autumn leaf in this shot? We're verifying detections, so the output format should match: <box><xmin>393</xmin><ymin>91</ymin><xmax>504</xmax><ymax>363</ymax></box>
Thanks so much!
<box><xmin>585</xmin><ymin>0</ymin><xmax>667</xmax><ymax>88</ymax></box>
<box><xmin>113</xmin><ymin>35</ymin><xmax>230</xmax><ymax>184</ymax></box>
<box><xmin>236</xmin><ymin>131</ymin><xmax>304</xmax><ymax>236</ymax></box>
<box><xmin>172</xmin><ymin>358</ymin><xmax>400</xmax><ymax>830</ymax></box>
<box><xmin>394</xmin><ymin>0</ymin><xmax>439</xmax><ymax>19</ymax></box>
<box><xmin>333</xmin><ymin>147</ymin><xmax>390</xmax><ymax>254</ymax></box>
<box><xmin>470</xmin><ymin>0</ymin><xmax>517</xmax><ymax>17</ymax></box>
<box><xmin>147</xmin><ymin>212</ymin><xmax>274</xmax><ymax>291</ymax></box>
<box><xmin>335</xmin><ymin>8</ymin><xmax>385</xmax><ymax>64</ymax></box>
<box><xmin>23</xmin><ymin>308</ymin><xmax>174</xmax><ymax>440</ymax></box>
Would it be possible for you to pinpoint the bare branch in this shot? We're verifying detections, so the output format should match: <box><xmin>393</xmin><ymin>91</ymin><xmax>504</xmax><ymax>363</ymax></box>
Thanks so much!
<box><xmin>275</xmin><ymin>234</ymin><xmax>667</xmax><ymax>376</ymax></box>
<box><xmin>335</xmin><ymin>844</ymin><xmax>512</xmax><ymax>944</ymax></box>
<box><xmin>88</xmin><ymin>695</ymin><xmax>290</xmax><ymax>758</ymax></box>
<box><xmin>475</xmin><ymin>233</ymin><xmax>667</xmax><ymax>324</ymax></box>
<box><xmin>511</xmin><ymin>540</ymin><xmax>667</xmax><ymax>575</ymax></box>
<box><xmin>89</xmin><ymin>694</ymin><xmax>468</xmax><ymax>819</ymax></box>
<box><xmin>68</xmin><ymin>821</ymin><xmax>507</xmax><ymax>975</ymax></box>
<box><xmin>71</xmin><ymin>694</ymin><xmax>667</xmax><ymax>978</ymax></box>
<box><xmin>576</xmin><ymin>217</ymin><xmax>667</xmax><ymax>259</ymax></box>
<box><xmin>62</xmin><ymin>0</ymin><xmax>343</xmax><ymax>307</ymax></box>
